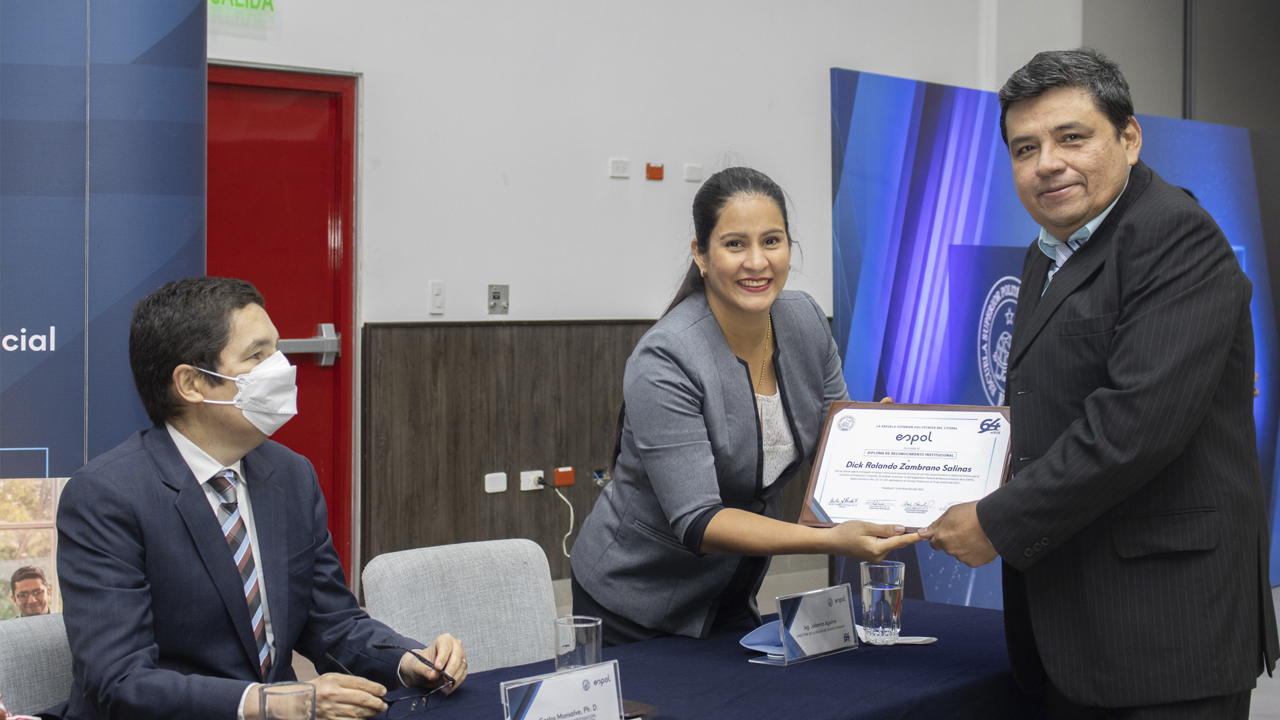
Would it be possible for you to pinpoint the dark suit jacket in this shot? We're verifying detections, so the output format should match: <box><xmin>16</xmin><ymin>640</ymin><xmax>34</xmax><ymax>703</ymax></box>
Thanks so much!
<box><xmin>56</xmin><ymin>425</ymin><xmax>420</xmax><ymax>720</ymax></box>
<box><xmin>976</xmin><ymin>161</ymin><xmax>1279</xmax><ymax>707</ymax></box>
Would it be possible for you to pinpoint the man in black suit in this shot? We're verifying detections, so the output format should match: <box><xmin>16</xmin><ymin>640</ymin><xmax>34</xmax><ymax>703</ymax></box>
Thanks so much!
<box><xmin>921</xmin><ymin>49</ymin><xmax>1278</xmax><ymax>717</ymax></box>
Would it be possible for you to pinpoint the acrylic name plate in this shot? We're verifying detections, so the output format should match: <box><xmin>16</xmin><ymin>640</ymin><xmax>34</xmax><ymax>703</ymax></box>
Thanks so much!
<box><xmin>747</xmin><ymin>584</ymin><xmax>857</xmax><ymax>666</ymax></box>
<box><xmin>500</xmin><ymin>660</ymin><xmax>623</xmax><ymax>720</ymax></box>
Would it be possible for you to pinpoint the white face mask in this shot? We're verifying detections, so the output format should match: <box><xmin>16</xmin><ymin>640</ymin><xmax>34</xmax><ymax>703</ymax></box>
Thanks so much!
<box><xmin>199</xmin><ymin>350</ymin><xmax>298</xmax><ymax>436</ymax></box>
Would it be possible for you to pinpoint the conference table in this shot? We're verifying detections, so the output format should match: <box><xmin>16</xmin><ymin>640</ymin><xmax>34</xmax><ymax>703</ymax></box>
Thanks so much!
<box><xmin>376</xmin><ymin>599</ymin><xmax>1042</xmax><ymax>719</ymax></box>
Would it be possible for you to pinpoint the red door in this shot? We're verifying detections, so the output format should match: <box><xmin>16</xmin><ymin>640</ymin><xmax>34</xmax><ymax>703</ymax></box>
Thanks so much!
<box><xmin>207</xmin><ymin>66</ymin><xmax>357</xmax><ymax>577</ymax></box>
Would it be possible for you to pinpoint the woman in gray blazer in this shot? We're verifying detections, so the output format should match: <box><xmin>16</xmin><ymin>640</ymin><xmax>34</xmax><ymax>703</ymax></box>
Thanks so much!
<box><xmin>570</xmin><ymin>168</ymin><xmax>919</xmax><ymax>645</ymax></box>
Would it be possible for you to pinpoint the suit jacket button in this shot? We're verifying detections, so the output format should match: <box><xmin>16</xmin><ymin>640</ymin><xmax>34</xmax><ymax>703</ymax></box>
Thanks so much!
<box><xmin>1033</xmin><ymin>542</ymin><xmax>1042</xmax><ymax>551</ymax></box>
<box><xmin>1041</xmin><ymin>537</ymin><xmax>1050</xmax><ymax>544</ymax></box>
<box><xmin>1024</xmin><ymin>548</ymin><xmax>1034</xmax><ymax>558</ymax></box>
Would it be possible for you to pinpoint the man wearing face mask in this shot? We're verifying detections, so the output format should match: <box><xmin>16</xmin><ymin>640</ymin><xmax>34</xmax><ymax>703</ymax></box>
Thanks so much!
<box><xmin>55</xmin><ymin>277</ymin><xmax>467</xmax><ymax>720</ymax></box>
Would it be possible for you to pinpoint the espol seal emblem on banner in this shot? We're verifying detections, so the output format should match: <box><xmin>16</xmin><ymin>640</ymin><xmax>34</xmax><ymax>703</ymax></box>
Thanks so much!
<box><xmin>978</xmin><ymin>276</ymin><xmax>1020</xmax><ymax>405</ymax></box>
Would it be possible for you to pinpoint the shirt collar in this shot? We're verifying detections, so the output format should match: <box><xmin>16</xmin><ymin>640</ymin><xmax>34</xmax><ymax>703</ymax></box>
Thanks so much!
<box><xmin>1037</xmin><ymin>170</ymin><xmax>1130</xmax><ymax>261</ymax></box>
<box><xmin>166</xmin><ymin>422</ymin><xmax>244</xmax><ymax>486</ymax></box>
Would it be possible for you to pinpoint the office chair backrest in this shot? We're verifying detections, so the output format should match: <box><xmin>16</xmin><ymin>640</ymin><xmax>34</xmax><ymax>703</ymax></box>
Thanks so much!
<box><xmin>362</xmin><ymin>538</ymin><xmax>558</xmax><ymax>673</ymax></box>
<box><xmin>0</xmin><ymin>612</ymin><xmax>72</xmax><ymax>715</ymax></box>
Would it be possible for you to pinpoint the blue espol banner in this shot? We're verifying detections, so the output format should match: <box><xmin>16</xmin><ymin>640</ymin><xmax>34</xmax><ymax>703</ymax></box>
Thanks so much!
<box><xmin>830</xmin><ymin>67</ymin><xmax>1280</xmax><ymax>596</ymax></box>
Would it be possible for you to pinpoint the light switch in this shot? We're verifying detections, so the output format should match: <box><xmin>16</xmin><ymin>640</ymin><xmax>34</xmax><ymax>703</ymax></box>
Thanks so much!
<box><xmin>488</xmin><ymin>284</ymin><xmax>509</xmax><ymax>314</ymax></box>
<box><xmin>684</xmin><ymin>163</ymin><xmax>703</xmax><ymax>182</ymax></box>
<box><xmin>430</xmin><ymin>281</ymin><xmax>445</xmax><ymax>315</ymax></box>
<box><xmin>484</xmin><ymin>472</ymin><xmax>507</xmax><ymax>493</ymax></box>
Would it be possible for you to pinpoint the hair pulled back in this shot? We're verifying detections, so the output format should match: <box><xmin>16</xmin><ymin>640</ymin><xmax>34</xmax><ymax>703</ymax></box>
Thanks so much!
<box><xmin>606</xmin><ymin>168</ymin><xmax>791</xmax><ymax>479</ymax></box>
<box><xmin>663</xmin><ymin>166</ymin><xmax>792</xmax><ymax>316</ymax></box>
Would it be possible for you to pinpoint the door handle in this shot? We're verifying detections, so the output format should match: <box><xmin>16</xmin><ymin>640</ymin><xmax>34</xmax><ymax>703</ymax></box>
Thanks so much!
<box><xmin>277</xmin><ymin>323</ymin><xmax>341</xmax><ymax>366</ymax></box>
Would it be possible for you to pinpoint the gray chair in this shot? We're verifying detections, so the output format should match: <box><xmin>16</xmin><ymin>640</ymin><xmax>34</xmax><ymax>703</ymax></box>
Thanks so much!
<box><xmin>362</xmin><ymin>539</ymin><xmax>557</xmax><ymax>673</ymax></box>
<box><xmin>0</xmin><ymin>613</ymin><xmax>72</xmax><ymax>715</ymax></box>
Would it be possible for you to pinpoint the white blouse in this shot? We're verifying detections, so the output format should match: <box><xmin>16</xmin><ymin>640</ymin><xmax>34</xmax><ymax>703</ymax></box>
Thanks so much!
<box><xmin>756</xmin><ymin>391</ymin><xmax>800</xmax><ymax>488</ymax></box>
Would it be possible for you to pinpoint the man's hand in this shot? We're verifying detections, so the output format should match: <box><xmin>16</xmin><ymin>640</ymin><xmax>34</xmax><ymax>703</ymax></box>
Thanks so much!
<box><xmin>308</xmin><ymin>673</ymin><xmax>389</xmax><ymax>720</ymax></box>
<box><xmin>918</xmin><ymin>501</ymin><xmax>998</xmax><ymax>567</ymax></box>
<box><xmin>399</xmin><ymin>633</ymin><xmax>467</xmax><ymax>694</ymax></box>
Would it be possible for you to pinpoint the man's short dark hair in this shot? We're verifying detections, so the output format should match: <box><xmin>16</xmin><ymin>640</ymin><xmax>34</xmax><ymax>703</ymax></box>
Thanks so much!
<box><xmin>998</xmin><ymin>47</ymin><xmax>1134</xmax><ymax>145</ymax></box>
<box><xmin>10</xmin><ymin>565</ymin><xmax>47</xmax><ymax>589</ymax></box>
<box><xmin>129</xmin><ymin>277</ymin><xmax>265</xmax><ymax>425</ymax></box>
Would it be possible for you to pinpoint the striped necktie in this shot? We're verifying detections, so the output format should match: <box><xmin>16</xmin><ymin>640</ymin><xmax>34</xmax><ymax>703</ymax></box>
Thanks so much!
<box><xmin>208</xmin><ymin>469</ymin><xmax>272</xmax><ymax>678</ymax></box>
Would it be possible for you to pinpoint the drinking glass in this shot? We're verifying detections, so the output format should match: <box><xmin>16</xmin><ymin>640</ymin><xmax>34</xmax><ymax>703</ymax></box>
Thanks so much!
<box><xmin>259</xmin><ymin>681</ymin><xmax>315</xmax><ymax>720</ymax></box>
<box><xmin>554</xmin><ymin>615</ymin><xmax>602</xmax><ymax>671</ymax></box>
<box><xmin>860</xmin><ymin>560</ymin><xmax>905</xmax><ymax>645</ymax></box>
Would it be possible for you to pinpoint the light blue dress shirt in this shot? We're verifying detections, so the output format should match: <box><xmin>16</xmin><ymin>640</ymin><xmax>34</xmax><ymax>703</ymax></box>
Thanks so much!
<box><xmin>1038</xmin><ymin>173</ymin><xmax>1129</xmax><ymax>294</ymax></box>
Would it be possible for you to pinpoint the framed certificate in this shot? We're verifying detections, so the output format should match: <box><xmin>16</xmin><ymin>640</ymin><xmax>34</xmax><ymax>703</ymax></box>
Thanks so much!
<box><xmin>798</xmin><ymin>402</ymin><xmax>1012</xmax><ymax>530</ymax></box>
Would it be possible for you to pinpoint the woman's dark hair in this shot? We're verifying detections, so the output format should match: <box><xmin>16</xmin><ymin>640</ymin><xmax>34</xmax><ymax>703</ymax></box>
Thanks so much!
<box><xmin>129</xmin><ymin>276</ymin><xmax>265</xmax><ymax>425</ymax></box>
<box><xmin>662</xmin><ymin>166</ymin><xmax>792</xmax><ymax>315</ymax></box>
<box><xmin>608</xmin><ymin>167</ymin><xmax>791</xmax><ymax>477</ymax></box>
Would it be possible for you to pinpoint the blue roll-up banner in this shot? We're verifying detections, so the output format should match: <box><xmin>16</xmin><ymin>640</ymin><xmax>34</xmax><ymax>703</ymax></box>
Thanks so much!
<box><xmin>1</xmin><ymin>2</ymin><xmax>205</xmax><ymax>476</ymax></box>
<box><xmin>831</xmin><ymin>68</ymin><xmax>1280</xmax><ymax>598</ymax></box>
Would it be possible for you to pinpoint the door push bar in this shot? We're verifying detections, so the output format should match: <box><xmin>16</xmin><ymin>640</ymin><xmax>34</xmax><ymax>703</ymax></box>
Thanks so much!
<box><xmin>277</xmin><ymin>323</ymin><xmax>341</xmax><ymax>366</ymax></box>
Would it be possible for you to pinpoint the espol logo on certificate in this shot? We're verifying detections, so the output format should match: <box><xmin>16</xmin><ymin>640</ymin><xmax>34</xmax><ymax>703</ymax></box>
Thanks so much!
<box><xmin>500</xmin><ymin>660</ymin><xmax>623</xmax><ymax>720</ymax></box>
<box><xmin>801</xmin><ymin>402</ymin><xmax>1012</xmax><ymax>529</ymax></box>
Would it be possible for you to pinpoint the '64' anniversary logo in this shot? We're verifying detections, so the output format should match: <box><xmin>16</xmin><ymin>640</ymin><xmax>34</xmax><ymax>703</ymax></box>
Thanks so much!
<box><xmin>978</xmin><ymin>276</ymin><xmax>1020</xmax><ymax>405</ymax></box>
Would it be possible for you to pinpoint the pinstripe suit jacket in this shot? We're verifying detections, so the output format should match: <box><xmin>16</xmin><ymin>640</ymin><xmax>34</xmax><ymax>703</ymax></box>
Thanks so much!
<box><xmin>976</xmin><ymin>161</ymin><xmax>1279</xmax><ymax>707</ymax></box>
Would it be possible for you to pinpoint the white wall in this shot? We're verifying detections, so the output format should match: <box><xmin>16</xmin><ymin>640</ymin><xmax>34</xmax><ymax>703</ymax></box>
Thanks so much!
<box><xmin>1082</xmin><ymin>0</ymin><xmax>1183</xmax><ymax>119</ymax></box>
<box><xmin>208</xmin><ymin>0</ymin><xmax>1082</xmax><ymax>321</ymax></box>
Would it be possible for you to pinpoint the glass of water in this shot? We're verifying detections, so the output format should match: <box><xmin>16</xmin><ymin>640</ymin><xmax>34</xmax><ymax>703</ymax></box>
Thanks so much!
<box><xmin>860</xmin><ymin>561</ymin><xmax>905</xmax><ymax>645</ymax></box>
<box><xmin>259</xmin><ymin>682</ymin><xmax>315</xmax><ymax>720</ymax></box>
<box><xmin>554</xmin><ymin>615</ymin><xmax>602</xmax><ymax>671</ymax></box>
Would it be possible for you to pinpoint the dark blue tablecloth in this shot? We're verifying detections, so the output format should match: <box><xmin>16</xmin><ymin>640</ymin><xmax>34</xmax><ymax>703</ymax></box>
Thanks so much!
<box><xmin>378</xmin><ymin>599</ymin><xmax>1041</xmax><ymax>719</ymax></box>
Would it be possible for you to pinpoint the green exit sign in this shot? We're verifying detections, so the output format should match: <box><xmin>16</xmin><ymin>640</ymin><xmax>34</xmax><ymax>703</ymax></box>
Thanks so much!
<box><xmin>210</xmin><ymin>0</ymin><xmax>275</xmax><ymax>10</ymax></box>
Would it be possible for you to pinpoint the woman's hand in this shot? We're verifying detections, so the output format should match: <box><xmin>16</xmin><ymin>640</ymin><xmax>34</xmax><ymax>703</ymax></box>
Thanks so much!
<box><xmin>825</xmin><ymin>521</ymin><xmax>920</xmax><ymax>562</ymax></box>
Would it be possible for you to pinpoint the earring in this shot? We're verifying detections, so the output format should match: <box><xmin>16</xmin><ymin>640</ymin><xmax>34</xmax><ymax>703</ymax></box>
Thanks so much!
<box><xmin>700</xmin><ymin>269</ymin><xmax>706</xmax><ymax>278</ymax></box>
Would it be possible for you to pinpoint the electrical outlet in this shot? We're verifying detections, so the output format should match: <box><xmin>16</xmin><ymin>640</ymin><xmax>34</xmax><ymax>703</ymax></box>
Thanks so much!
<box><xmin>520</xmin><ymin>470</ymin><xmax>544</xmax><ymax>491</ymax></box>
<box><xmin>609</xmin><ymin>158</ymin><xmax>631</xmax><ymax>179</ymax></box>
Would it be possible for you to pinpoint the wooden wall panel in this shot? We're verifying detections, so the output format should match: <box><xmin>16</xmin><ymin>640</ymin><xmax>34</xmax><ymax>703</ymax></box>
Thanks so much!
<box><xmin>361</xmin><ymin>320</ymin><xmax>815</xmax><ymax>580</ymax></box>
<box><xmin>362</xmin><ymin>321</ymin><xmax>649</xmax><ymax>579</ymax></box>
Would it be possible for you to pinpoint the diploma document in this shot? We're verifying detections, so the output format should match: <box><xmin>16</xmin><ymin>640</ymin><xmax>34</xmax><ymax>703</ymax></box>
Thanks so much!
<box><xmin>799</xmin><ymin>402</ymin><xmax>1011</xmax><ymax>529</ymax></box>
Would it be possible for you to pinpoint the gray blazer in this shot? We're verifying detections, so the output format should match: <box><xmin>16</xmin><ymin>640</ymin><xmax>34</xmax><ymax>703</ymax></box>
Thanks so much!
<box><xmin>571</xmin><ymin>290</ymin><xmax>848</xmax><ymax>638</ymax></box>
